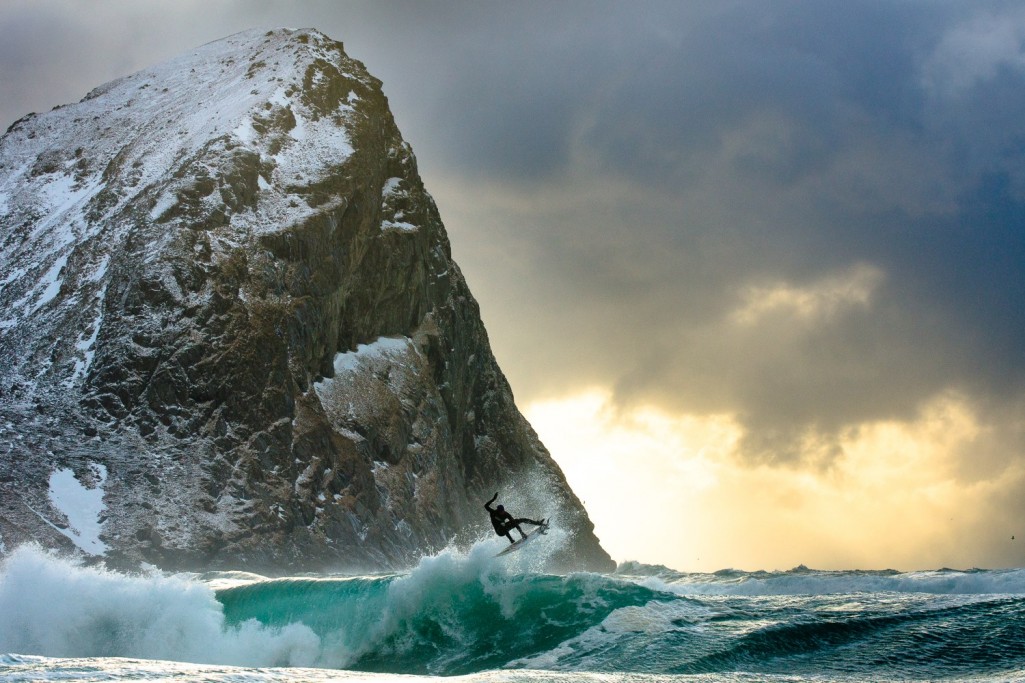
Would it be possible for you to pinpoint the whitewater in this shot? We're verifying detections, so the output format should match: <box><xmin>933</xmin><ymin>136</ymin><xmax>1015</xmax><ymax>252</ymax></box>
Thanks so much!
<box><xmin>2</xmin><ymin>544</ymin><xmax>1025</xmax><ymax>682</ymax></box>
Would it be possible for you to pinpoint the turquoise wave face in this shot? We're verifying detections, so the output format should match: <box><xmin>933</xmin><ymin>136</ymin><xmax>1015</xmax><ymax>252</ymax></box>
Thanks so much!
<box><xmin>5</xmin><ymin>546</ymin><xmax>1025</xmax><ymax>679</ymax></box>
<box><xmin>216</xmin><ymin>567</ymin><xmax>662</xmax><ymax>674</ymax></box>
<box><xmin>214</xmin><ymin>557</ymin><xmax>1025</xmax><ymax>677</ymax></box>
<box><xmin>212</xmin><ymin>554</ymin><xmax>1025</xmax><ymax>677</ymax></box>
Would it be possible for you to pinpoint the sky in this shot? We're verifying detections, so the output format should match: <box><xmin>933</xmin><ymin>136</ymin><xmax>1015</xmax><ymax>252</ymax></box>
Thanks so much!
<box><xmin>2</xmin><ymin>0</ymin><xmax>1024</xmax><ymax>572</ymax></box>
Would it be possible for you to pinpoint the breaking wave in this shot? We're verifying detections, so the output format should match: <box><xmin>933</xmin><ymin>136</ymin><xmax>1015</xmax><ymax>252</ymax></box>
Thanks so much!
<box><xmin>0</xmin><ymin>545</ymin><xmax>319</xmax><ymax>667</ymax></box>
<box><xmin>2</xmin><ymin>546</ymin><xmax>1025</xmax><ymax>678</ymax></box>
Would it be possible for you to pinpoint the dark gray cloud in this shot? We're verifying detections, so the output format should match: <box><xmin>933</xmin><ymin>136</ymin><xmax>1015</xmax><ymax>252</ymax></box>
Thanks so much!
<box><xmin>2</xmin><ymin>0</ymin><xmax>1023</xmax><ymax>474</ymax></box>
<box><xmin>421</xmin><ymin>2</ymin><xmax>1025</xmax><ymax>447</ymax></box>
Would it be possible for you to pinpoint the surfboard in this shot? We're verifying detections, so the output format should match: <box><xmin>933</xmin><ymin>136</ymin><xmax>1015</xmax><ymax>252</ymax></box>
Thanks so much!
<box><xmin>496</xmin><ymin>520</ymin><xmax>549</xmax><ymax>557</ymax></box>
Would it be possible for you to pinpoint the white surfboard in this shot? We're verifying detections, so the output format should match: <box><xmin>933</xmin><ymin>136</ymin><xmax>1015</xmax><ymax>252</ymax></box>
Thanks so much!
<box><xmin>496</xmin><ymin>520</ymin><xmax>549</xmax><ymax>557</ymax></box>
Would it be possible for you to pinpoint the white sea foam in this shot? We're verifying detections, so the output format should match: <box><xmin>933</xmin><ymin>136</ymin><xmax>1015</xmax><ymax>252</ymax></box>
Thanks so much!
<box><xmin>0</xmin><ymin>547</ymin><xmax>320</xmax><ymax>667</ymax></box>
<box><xmin>3</xmin><ymin>546</ymin><xmax>1025</xmax><ymax>679</ymax></box>
<box><xmin>0</xmin><ymin>540</ymin><xmax>559</xmax><ymax>671</ymax></box>
<box><xmin>0</xmin><ymin>654</ymin><xmax>419</xmax><ymax>682</ymax></box>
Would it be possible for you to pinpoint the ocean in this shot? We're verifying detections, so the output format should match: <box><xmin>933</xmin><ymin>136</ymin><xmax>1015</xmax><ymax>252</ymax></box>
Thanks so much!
<box><xmin>1</xmin><ymin>542</ymin><xmax>1024</xmax><ymax>682</ymax></box>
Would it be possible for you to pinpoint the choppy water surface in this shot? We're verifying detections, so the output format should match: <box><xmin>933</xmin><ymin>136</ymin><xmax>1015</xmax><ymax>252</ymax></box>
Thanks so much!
<box><xmin>2</xmin><ymin>545</ymin><xmax>1024</xmax><ymax>682</ymax></box>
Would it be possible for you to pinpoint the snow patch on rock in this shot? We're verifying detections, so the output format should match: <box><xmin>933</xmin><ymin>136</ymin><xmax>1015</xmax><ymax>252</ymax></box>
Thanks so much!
<box><xmin>46</xmin><ymin>463</ymin><xmax>108</xmax><ymax>556</ymax></box>
<box><xmin>320</xmin><ymin>336</ymin><xmax>414</xmax><ymax>378</ymax></box>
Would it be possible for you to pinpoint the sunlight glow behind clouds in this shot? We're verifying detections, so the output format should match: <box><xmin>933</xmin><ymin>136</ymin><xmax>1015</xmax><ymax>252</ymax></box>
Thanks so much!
<box><xmin>731</xmin><ymin>263</ymin><xmax>884</xmax><ymax>325</ymax></box>
<box><xmin>528</xmin><ymin>389</ymin><xmax>1021</xmax><ymax>571</ymax></box>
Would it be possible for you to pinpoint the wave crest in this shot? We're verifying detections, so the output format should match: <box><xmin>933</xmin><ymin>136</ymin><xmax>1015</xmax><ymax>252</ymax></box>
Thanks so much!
<box><xmin>4</xmin><ymin>545</ymin><xmax>1025</xmax><ymax>677</ymax></box>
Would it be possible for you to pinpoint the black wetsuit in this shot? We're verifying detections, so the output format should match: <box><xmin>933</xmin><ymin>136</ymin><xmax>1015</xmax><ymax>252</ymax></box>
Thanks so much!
<box><xmin>484</xmin><ymin>493</ymin><xmax>544</xmax><ymax>544</ymax></box>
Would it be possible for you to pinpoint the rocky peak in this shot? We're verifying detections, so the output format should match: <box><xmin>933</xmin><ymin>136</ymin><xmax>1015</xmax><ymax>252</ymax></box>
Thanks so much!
<box><xmin>0</xmin><ymin>29</ymin><xmax>614</xmax><ymax>573</ymax></box>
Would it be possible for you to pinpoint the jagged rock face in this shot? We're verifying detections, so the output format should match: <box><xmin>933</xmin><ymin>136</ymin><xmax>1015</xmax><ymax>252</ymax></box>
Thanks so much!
<box><xmin>0</xmin><ymin>29</ymin><xmax>614</xmax><ymax>573</ymax></box>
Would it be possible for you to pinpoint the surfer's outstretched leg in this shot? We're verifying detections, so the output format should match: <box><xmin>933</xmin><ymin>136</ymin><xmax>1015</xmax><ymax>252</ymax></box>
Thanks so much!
<box><xmin>510</xmin><ymin>517</ymin><xmax>541</xmax><ymax>539</ymax></box>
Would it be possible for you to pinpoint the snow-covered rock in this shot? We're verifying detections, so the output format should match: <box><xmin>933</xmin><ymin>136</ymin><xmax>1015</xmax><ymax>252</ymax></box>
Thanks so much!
<box><xmin>0</xmin><ymin>29</ymin><xmax>613</xmax><ymax>573</ymax></box>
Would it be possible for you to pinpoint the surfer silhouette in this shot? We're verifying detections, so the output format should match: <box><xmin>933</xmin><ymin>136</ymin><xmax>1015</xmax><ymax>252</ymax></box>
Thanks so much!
<box><xmin>485</xmin><ymin>492</ymin><xmax>545</xmax><ymax>544</ymax></box>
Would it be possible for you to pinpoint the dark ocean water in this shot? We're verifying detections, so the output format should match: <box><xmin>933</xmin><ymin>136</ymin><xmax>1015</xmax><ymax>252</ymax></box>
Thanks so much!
<box><xmin>1</xmin><ymin>543</ymin><xmax>1024</xmax><ymax>682</ymax></box>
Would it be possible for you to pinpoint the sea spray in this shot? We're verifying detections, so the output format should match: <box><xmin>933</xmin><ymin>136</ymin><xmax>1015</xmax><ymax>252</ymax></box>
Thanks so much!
<box><xmin>5</xmin><ymin>548</ymin><xmax>1025</xmax><ymax>679</ymax></box>
<box><xmin>0</xmin><ymin>546</ymin><xmax>320</xmax><ymax>666</ymax></box>
<box><xmin>216</xmin><ymin>541</ymin><xmax>655</xmax><ymax>675</ymax></box>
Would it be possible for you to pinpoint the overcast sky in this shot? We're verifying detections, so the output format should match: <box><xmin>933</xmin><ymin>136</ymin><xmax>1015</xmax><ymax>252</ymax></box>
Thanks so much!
<box><xmin>3</xmin><ymin>0</ymin><xmax>1024</xmax><ymax>571</ymax></box>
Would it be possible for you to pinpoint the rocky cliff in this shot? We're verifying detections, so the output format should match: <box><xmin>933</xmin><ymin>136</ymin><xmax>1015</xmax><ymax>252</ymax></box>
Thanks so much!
<box><xmin>0</xmin><ymin>28</ymin><xmax>614</xmax><ymax>573</ymax></box>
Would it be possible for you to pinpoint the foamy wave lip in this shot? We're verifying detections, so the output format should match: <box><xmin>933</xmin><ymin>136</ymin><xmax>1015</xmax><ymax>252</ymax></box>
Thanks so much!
<box><xmin>0</xmin><ymin>545</ymin><xmax>320</xmax><ymax>667</ymax></box>
<box><xmin>0</xmin><ymin>537</ymin><xmax>587</xmax><ymax>673</ymax></box>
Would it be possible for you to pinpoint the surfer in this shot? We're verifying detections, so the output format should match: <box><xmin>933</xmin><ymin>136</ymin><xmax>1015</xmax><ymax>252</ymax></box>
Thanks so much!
<box><xmin>485</xmin><ymin>492</ymin><xmax>545</xmax><ymax>544</ymax></box>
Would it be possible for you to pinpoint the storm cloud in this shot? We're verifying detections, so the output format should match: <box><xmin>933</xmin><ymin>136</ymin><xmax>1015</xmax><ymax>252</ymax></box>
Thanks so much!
<box><xmin>2</xmin><ymin>0</ymin><xmax>1024</xmax><ymax>566</ymax></box>
<box><xmin>413</xmin><ymin>2</ymin><xmax>1025</xmax><ymax>459</ymax></box>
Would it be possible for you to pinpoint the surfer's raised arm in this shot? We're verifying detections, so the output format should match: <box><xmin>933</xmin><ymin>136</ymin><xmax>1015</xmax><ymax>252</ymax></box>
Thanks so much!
<box><xmin>484</xmin><ymin>492</ymin><xmax>498</xmax><ymax>510</ymax></box>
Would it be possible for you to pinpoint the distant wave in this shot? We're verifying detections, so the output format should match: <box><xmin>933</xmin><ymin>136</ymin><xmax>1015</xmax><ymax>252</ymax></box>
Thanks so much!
<box><xmin>2</xmin><ymin>545</ymin><xmax>1025</xmax><ymax>678</ymax></box>
<box><xmin>615</xmin><ymin>560</ymin><xmax>1025</xmax><ymax>596</ymax></box>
